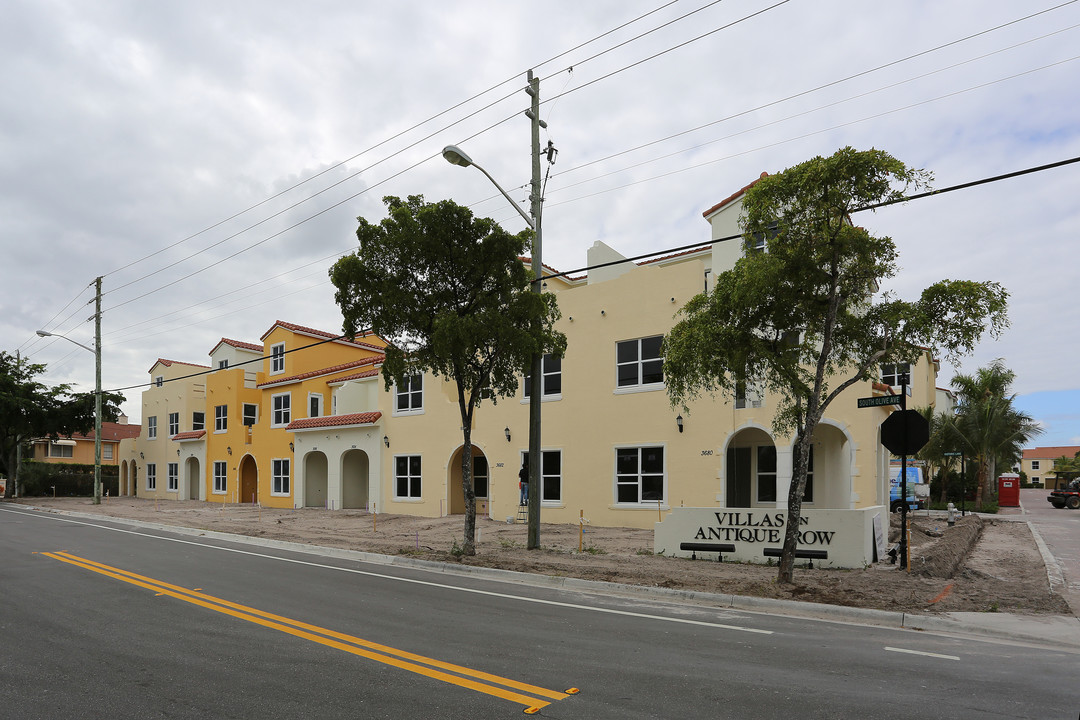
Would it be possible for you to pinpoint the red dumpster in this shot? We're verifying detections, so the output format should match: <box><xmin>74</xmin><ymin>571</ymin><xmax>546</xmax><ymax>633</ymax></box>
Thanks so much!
<box><xmin>998</xmin><ymin>473</ymin><xmax>1020</xmax><ymax>507</ymax></box>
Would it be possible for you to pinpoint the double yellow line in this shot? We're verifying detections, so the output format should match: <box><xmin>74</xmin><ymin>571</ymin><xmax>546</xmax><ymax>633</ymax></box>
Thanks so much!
<box><xmin>41</xmin><ymin>551</ymin><xmax>577</xmax><ymax>714</ymax></box>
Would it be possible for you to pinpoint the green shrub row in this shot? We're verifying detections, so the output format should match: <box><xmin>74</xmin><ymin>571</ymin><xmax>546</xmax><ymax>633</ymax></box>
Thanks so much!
<box><xmin>16</xmin><ymin>460</ymin><xmax>120</xmax><ymax>497</ymax></box>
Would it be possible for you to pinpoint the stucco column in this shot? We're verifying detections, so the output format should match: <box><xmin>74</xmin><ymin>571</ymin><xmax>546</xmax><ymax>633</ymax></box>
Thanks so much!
<box><xmin>775</xmin><ymin>444</ymin><xmax>793</xmax><ymax>509</ymax></box>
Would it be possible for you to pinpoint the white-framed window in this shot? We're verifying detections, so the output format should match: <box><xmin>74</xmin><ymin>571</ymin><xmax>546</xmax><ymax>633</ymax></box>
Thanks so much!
<box><xmin>735</xmin><ymin>378</ymin><xmax>764</xmax><ymax>409</ymax></box>
<box><xmin>146</xmin><ymin>463</ymin><xmax>157</xmax><ymax>491</ymax></box>
<box><xmin>155</xmin><ymin>376</ymin><xmax>164</xmax><ymax>388</ymax></box>
<box><xmin>270</xmin><ymin>342</ymin><xmax>286</xmax><ymax>374</ymax></box>
<box><xmin>213</xmin><ymin>461</ymin><xmax>227</xmax><ymax>494</ymax></box>
<box><xmin>218</xmin><ymin>359</ymin><xmax>229</xmax><ymax>370</ymax></box>
<box><xmin>214</xmin><ymin>404</ymin><xmax>227</xmax><ymax>432</ymax></box>
<box><xmin>49</xmin><ymin>443</ymin><xmax>73</xmax><ymax>458</ymax></box>
<box><xmin>167</xmin><ymin>462</ymin><xmax>178</xmax><ymax>492</ymax></box>
<box><xmin>308</xmin><ymin>393</ymin><xmax>323</xmax><ymax>418</ymax></box>
<box><xmin>881</xmin><ymin>363</ymin><xmax>910</xmax><ymax>388</ymax></box>
<box><xmin>748</xmin><ymin>220</ymin><xmax>779</xmax><ymax>254</ymax></box>
<box><xmin>522</xmin><ymin>449</ymin><xmax>562</xmax><ymax>503</ymax></box>
<box><xmin>103</xmin><ymin>445</ymin><xmax>113</xmax><ymax>460</ymax></box>
<box><xmin>394</xmin><ymin>374</ymin><xmax>423</xmax><ymax>414</ymax></box>
<box><xmin>242</xmin><ymin>403</ymin><xmax>258</xmax><ymax>427</ymax></box>
<box><xmin>524</xmin><ymin>354</ymin><xmax>562</xmax><ymax>399</ymax></box>
<box><xmin>1031</xmin><ymin>460</ymin><xmax>1041</xmax><ymax>471</ymax></box>
<box><xmin>616</xmin><ymin>336</ymin><xmax>664</xmax><ymax>389</ymax></box>
<box><xmin>147</xmin><ymin>416</ymin><xmax>157</xmax><ymax>440</ymax></box>
<box><xmin>168</xmin><ymin>412</ymin><xmax>179</xmax><ymax>437</ymax></box>
<box><xmin>756</xmin><ymin>445</ymin><xmax>777</xmax><ymax>503</ymax></box>
<box><xmin>272</xmin><ymin>392</ymin><xmax>291</xmax><ymax>427</ymax></box>
<box><xmin>615</xmin><ymin>446</ymin><xmax>664</xmax><ymax>505</ymax></box>
<box><xmin>192</xmin><ymin>411</ymin><xmax>205</xmax><ymax>431</ymax></box>
<box><xmin>272</xmin><ymin>458</ymin><xmax>290</xmax><ymax>495</ymax></box>
<box><xmin>472</xmin><ymin>455</ymin><xmax>489</xmax><ymax>499</ymax></box>
<box><xmin>394</xmin><ymin>455</ymin><xmax>422</xmax><ymax>499</ymax></box>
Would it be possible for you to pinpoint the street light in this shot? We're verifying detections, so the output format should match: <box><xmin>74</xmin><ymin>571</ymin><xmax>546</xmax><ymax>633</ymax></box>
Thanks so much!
<box><xmin>441</xmin><ymin>146</ymin><xmax>535</xmax><ymax>230</ymax></box>
<box><xmin>37</xmin><ymin>328</ymin><xmax>103</xmax><ymax>505</ymax></box>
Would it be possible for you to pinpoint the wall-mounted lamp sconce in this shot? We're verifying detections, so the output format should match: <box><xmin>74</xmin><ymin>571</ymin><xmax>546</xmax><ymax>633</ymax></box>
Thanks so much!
<box><xmin>227</xmin><ymin>446</ymin><xmax>232</xmax><ymax>455</ymax></box>
<box><xmin>670</xmin><ymin>297</ymin><xmax>676</xmax><ymax>303</ymax></box>
<box><xmin>504</xmin><ymin>426</ymin><xmax>511</xmax><ymax>442</ymax></box>
<box><xmin>383</xmin><ymin>435</ymin><xmax>390</xmax><ymax>448</ymax></box>
<box><xmin>676</xmin><ymin>415</ymin><xmax>684</xmax><ymax>433</ymax></box>
<box><xmin>289</xmin><ymin>442</ymin><xmax>294</xmax><ymax>452</ymax></box>
<box><xmin>176</xmin><ymin>448</ymin><xmax>180</xmax><ymax>456</ymax></box>
<box><xmin>600</xmin><ymin>309</ymin><xmax>606</xmax><ymax>316</ymax></box>
<box><xmin>139</xmin><ymin>452</ymin><xmax>144</xmax><ymax>459</ymax></box>
<box><xmin>568</xmin><ymin>316</ymin><xmax>573</xmax><ymax>322</ymax></box>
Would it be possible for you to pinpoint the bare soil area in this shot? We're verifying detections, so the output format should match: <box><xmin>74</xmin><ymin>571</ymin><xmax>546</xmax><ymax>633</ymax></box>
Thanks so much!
<box><xmin>13</xmin><ymin>497</ymin><xmax>1068</xmax><ymax>615</ymax></box>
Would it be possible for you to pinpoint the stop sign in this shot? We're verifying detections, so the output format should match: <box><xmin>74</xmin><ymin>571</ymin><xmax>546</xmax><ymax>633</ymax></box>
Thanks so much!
<box><xmin>880</xmin><ymin>409</ymin><xmax>930</xmax><ymax>456</ymax></box>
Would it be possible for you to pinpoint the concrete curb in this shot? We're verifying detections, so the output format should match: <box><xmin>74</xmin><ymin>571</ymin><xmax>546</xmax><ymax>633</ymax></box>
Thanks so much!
<box><xmin>14</xmin><ymin>503</ymin><xmax>1080</xmax><ymax>651</ymax></box>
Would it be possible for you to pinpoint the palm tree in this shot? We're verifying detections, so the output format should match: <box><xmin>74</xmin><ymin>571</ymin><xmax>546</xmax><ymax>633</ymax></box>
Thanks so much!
<box><xmin>948</xmin><ymin>360</ymin><xmax>1041</xmax><ymax>510</ymax></box>
<box><xmin>915</xmin><ymin>406</ymin><xmax>957</xmax><ymax>504</ymax></box>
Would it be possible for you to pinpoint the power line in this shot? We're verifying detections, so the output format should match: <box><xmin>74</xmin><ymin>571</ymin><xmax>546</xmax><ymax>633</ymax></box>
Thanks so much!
<box><xmin>539</xmin><ymin>155</ymin><xmax>1080</xmax><ymax>281</ymax></box>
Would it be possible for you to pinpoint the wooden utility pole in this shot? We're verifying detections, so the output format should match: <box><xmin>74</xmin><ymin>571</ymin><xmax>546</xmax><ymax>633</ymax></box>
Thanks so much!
<box><xmin>525</xmin><ymin>70</ymin><xmax>544</xmax><ymax>549</ymax></box>
<box><xmin>93</xmin><ymin>276</ymin><xmax>103</xmax><ymax>505</ymax></box>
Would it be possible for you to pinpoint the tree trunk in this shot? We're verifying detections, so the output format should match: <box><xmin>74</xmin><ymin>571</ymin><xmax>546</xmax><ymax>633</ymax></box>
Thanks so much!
<box><xmin>777</xmin><ymin>431</ymin><xmax>814</xmax><ymax>585</ymax></box>
<box><xmin>973</xmin><ymin>458</ymin><xmax>987</xmax><ymax>511</ymax></box>
<box><xmin>3</xmin><ymin>445</ymin><xmax>16</xmax><ymax>499</ymax></box>
<box><xmin>456</xmin><ymin>383</ymin><xmax>477</xmax><ymax>556</ymax></box>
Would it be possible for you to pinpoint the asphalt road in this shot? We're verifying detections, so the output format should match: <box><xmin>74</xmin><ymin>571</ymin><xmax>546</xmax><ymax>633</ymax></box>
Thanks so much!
<box><xmin>1</xmin><ymin>504</ymin><xmax>1076</xmax><ymax>719</ymax></box>
<box><xmin>1019</xmin><ymin>487</ymin><xmax>1080</xmax><ymax>610</ymax></box>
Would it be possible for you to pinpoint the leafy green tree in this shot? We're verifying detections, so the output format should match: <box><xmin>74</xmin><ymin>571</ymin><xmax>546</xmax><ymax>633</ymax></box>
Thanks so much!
<box><xmin>1051</xmin><ymin>451</ymin><xmax>1080</xmax><ymax>484</ymax></box>
<box><xmin>1</xmin><ymin>351</ymin><xmax>123</xmax><ymax>498</ymax></box>
<box><xmin>330</xmin><ymin>196</ymin><xmax>565</xmax><ymax>556</ymax></box>
<box><xmin>663</xmin><ymin>147</ymin><xmax>1009</xmax><ymax>584</ymax></box>
<box><xmin>948</xmin><ymin>360</ymin><xmax>1040</xmax><ymax>509</ymax></box>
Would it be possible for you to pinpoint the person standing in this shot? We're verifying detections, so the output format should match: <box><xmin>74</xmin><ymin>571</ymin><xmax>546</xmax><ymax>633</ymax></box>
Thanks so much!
<box><xmin>518</xmin><ymin>461</ymin><xmax>529</xmax><ymax>506</ymax></box>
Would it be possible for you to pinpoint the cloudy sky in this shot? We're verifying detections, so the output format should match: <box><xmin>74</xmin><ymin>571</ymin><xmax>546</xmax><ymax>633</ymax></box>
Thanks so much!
<box><xmin>4</xmin><ymin>1</ymin><xmax>1078</xmax><ymax>445</ymax></box>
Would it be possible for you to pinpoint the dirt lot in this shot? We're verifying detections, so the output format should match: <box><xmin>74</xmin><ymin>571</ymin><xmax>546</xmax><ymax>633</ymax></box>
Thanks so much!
<box><xmin>12</xmin><ymin>497</ymin><xmax>1068</xmax><ymax>615</ymax></box>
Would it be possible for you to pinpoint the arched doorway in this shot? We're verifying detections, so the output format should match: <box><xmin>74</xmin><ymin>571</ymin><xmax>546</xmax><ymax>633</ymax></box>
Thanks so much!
<box><xmin>129</xmin><ymin>461</ymin><xmax>138</xmax><ymax>497</ymax></box>
<box><xmin>304</xmin><ymin>451</ymin><xmax>328</xmax><ymax>508</ymax></box>
<box><xmin>120</xmin><ymin>461</ymin><xmax>129</xmax><ymax>496</ymax></box>
<box><xmin>725</xmin><ymin>427</ymin><xmax>776</xmax><ymax>508</ymax></box>
<box><xmin>185</xmin><ymin>457</ymin><xmax>200</xmax><ymax>500</ymax></box>
<box><xmin>448</xmin><ymin>445</ymin><xmax>489</xmax><ymax>516</ymax></box>
<box><xmin>342</xmin><ymin>449</ymin><xmax>369</xmax><ymax>509</ymax></box>
<box><xmin>806</xmin><ymin>423</ymin><xmax>852</xmax><ymax>508</ymax></box>
<box><xmin>239</xmin><ymin>455</ymin><xmax>258</xmax><ymax>504</ymax></box>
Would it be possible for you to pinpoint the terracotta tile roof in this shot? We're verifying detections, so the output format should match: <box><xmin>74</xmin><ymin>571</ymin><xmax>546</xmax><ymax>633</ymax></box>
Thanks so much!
<box><xmin>48</xmin><ymin>421</ymin><xmax>142</xmax><ymax>443</ymax></box>
<box><xmin>330</xmin><ymin>367</ymin><xmax>382</xmax><ymax>383</ymax></box>
<box><xmin>638</xmin><ymin>246</ymin><xmax>712</xmax><ymax>266</ymax></box>
<box><xmin>260</xmin><ymin>320</ymin><xmax>384</xmax><ymax>350</ymax></box>
<box><xmin>256</xmin><ymin>355</ymin><xmax>385</xmax><ymax>388</ymax></box>
<box><xmin>286</xmin><ymin>412</ymin><xmax>382</xmax><ymax>431</ymax></box>
<box><xmin>172</xmin><ymin>430</ymin><xmax>207</xmax><ymax>441</ymax></box>
<box><xmin>149</xmin><ymin>358</ymin><xmax>211</xmax><ymax>374</ymax></box>
<box><xmin>1023</xmin><ymin>446</ymin><xmax>1080</xmax><ymax>460</ymax></box>
<box><xmin>702</xmin><ymin>171</ymin><xmax>769</xmax><ymax>218</ymax></box>
<box><xmin>212</xmin><ymin>337</ymin><xmax>263</xmax><ymax>353</ymax></box>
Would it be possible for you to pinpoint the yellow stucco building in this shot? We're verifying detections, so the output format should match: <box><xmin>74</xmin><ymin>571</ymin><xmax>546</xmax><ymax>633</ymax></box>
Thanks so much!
<box><xmin>118</xmin><ymin>177</ymin><xmax>942</xmax><ymax>551</ymax></box>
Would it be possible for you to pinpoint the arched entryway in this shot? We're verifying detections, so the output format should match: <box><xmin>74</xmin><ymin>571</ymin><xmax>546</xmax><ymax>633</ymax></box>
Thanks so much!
<box><xmin>448</xmin><ymin>445</ymin><xmax>489</xmax><ymax>516</ymax></box>
<box><xmin>342</xmin><ymin>449</ymin><xmax>369</xmax><ymax>509</ymax></box>
<box><xmin>806</xmin><ymin>422</ymin><xmax>852</xmax><ymax>508</ymax></box>
<box><xmin>725</xmin><ymin>427</ymin><xmax>776</xmax><ymax>508</ymax></box>
<box><xmin>304</xmin><ymin>451</ymin><xmax>328</xmax><ymax>508</ymax></box>
<box><xmin>239</xmin><ymin>454</ymin><xmax>258</xmax><ymax>504</ymax></box>
<box><xmin>120</xmin><ymin>461</ymin><xmax>129</xmax><ymax>496</ymax></box>
<box><xmin>185</xmin><ymin>457</ymin><xmax>200</xmax><ymax>500</ymax></box>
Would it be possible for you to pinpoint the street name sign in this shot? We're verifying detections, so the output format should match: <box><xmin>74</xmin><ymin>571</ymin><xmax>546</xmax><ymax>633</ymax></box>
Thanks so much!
<box><xmin>857</xmin><ymin>395</ymin><xmax>902</xmax><ymax>408</ymax></box>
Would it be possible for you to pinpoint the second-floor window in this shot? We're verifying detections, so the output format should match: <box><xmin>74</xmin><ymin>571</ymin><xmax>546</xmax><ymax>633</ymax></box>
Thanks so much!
<box><xmin>617</xmin><ymin>336</ymin><xmax>663</xmax><ymax>389</ymax></box>
<box><xmin>215</xmin><ymin>405</ymin><xmax>227</xmax><ymax>432</ymax></box>
<box><xmin>218</xmin><ymin>359</ymin><xmax>229</xmax><ymax>369</ymax></box>
<box><xmin>168</xmin><ymin>412</ymin><xmax>179</xmax><ymax>437</ymax></box>
<box><xmin>272</xmin><ymin>393</ymin><xmax>291</xmax><ymax>427</ymax></box>
<box><xmin>243</xmin><ymin>403</ymin><xmax>258</xmax><ymax>427</ymax></box>
<box><xmin>395</xmin><ymin>375</ymin><xmax>423</xmax><ymax>413</ymax></box>
<box><xmin>524</xmin><ymin>354</ymin><xmax>562</xmax><ymax>398</ymax></box>
<box><xmin>1031</xmin><ymin>460</ymin><xmax>1040</xmax><ymax>470</ymax></box>
<box><xmin>309</xmin><ymin>393</ymin><xmax>323</xmax><ymax>418</ymax></box>
<box><xmin>192</xmin><ymin>412</ymin><xmax>205</xmax><ymax>431</ymax></box>
<box><xmin>881</xmin><ymin>363</ymin><xmax>910</xmax><ymax>387</ymax></box>
<box><xmin>147</xmin><ymin>416</ymin><xmax>157</xmax><ymax>440</ymax></box>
